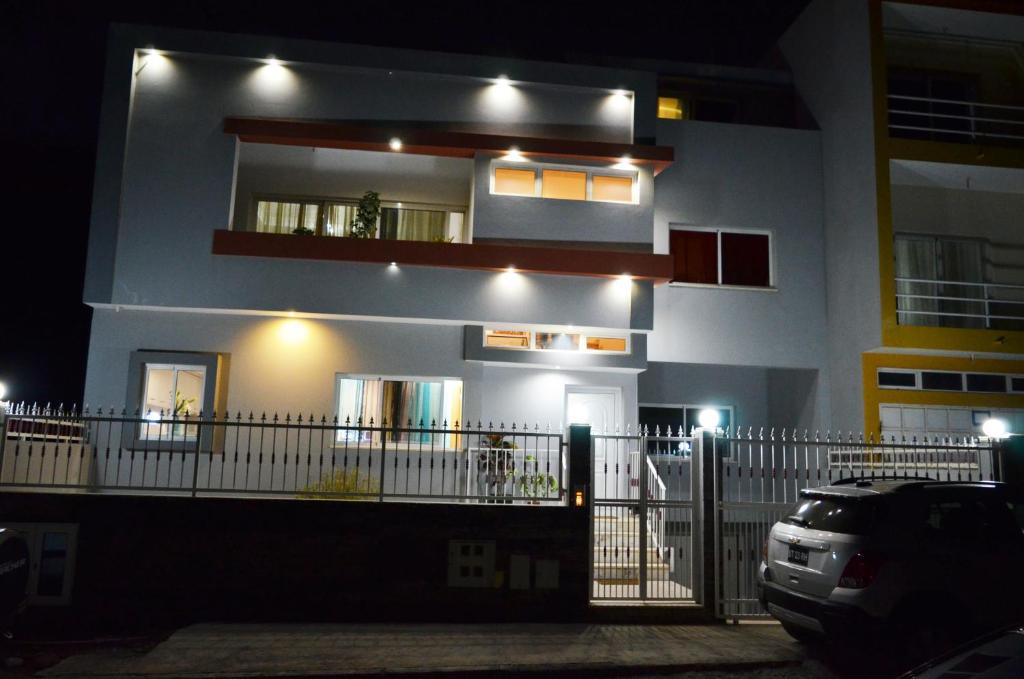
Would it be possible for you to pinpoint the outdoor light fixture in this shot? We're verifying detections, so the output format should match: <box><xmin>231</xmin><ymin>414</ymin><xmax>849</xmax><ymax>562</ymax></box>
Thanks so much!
<box><xmin>388</xmin><ymin>262</ymin><xmax>398</xmax><ymax>270</ymax></box>
<box><xmin>495</xmin><ymin>75</ymin><xmax>511</xmax><ymax>85</ymax></box>
<box><xmin>502</xmin><ymin>146</ymin><xmax>526</xmax><ymax>162</ymax></box>
<box><xmin>982</xmin><ymin>417</ymin><xmax>1009</xmax><ymax>440</ymax></box>
<box><xmin>265</xmin><ymin>55</ymin><xmax>282</xmax><ymax>66</ymax></box>
<box><xmin>698</xmin><ymin>408</ymin><xmax>721</xmax><ymax>430</ymax></box>
<box><xmin>389</xmin><ymin>138</ymin><xmax>402</xmax><ymax>151</ymax></box>
<box><xmin>574</xmin><ymin>488</ymin><xmax>585</xmax><ymax>508</ymax></box>
<box><xmin>506</xmin><ymin>266</ymin><xmax>516</xmax><ymax>273</ymax></box>
<box><xmin>0</xmin><ymin>381</ymin><xmax>7</xmax><ymax>402</ymax></box>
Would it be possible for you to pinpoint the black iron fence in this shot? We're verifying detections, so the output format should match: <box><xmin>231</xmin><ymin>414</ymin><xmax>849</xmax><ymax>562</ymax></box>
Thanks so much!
<box><xmin>0</xmin><ymin>405</ymin><xmax>564</xmax><ymax>505</ymax></box>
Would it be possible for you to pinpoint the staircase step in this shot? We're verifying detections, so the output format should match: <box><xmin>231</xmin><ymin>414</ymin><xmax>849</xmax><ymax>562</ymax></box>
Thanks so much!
<box><xmin>593</xmin><ymin>562</ymin><xmax>672</xmax><ymax>581</ymax></box>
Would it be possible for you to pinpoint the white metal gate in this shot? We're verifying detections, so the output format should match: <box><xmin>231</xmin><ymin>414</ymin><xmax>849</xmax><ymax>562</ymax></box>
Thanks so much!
<box><xmin>590</xmin><ymin>431</ymin><xmax>696</xmax><ymax>602</ymax></box>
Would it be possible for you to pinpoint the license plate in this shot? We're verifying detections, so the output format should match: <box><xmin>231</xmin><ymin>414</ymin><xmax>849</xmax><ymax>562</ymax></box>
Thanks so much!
<box><xmin>788</xmin><ymin>545</ymin><xmax>809</xmax><ymax>566</ymax></box>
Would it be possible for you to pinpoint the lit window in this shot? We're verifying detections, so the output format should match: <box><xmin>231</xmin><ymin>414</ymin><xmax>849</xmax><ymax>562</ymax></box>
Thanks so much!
<box><xmin>140</xmin><ymin>364</ymin><xmax>207</xmax><ymax>440</ymax></box>
<box><xmin>535</xmin><ymin>332</ymin><xmax>580</xmax><ymax>351</ymax></box>
<box><xmin>493</xmin><ymin>168</ymin><xmax>537</xmax><ymax>197</ymax></box>
<box><xmin>485</xmin><ymin>330</ymin><xmax>531</xmax><ymax>349</ymax></box>
<box><xmin>586</xmin><ymin>336</ymin><xmax>627</xmax><ymax>352</ymax></box>
<box><xmin>592</xmin><ymin>175</ymin><xmax>634</xmax><ymax>203</ymax></box>
<box><xmin>336</xmin><ymin>377</ymin><xmax>463</xmax><ymax>443</ymax></box>
<box><xmin>669</xmin><ymin>228</ymin><xmax>771</xmax><ymax>288</ymax></box>
<box><xmin>658</xmin><ymin>96</ymin><xmax>685</xmax><ymax>120</ymax></box>
<box><xmin>541</xmin><ymin>170</ymin><xmax>586</xmax><ymax>201</ymax></box>
<box><xmin>255</xmin><ymin>200</ymin><xmax>319</xmax><ymax>235</ymax></box>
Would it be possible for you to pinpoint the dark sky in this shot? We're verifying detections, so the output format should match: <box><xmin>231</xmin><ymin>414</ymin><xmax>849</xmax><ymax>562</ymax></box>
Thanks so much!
<box><xmin>1</xmin><ymin>0</ymin><xmax>808</xmax><ymax>406</ymax></box>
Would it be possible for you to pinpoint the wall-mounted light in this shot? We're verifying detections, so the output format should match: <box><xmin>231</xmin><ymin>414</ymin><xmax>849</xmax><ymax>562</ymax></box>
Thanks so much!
<box><xmin>265</xmin><ymin>55</ymin><xmax>283</xmax><ymax>66</ymax></box>
<box><xmin>495</xmin><ymin>74</ymin><xmax>511</xmax><ymax>86</ymax></box>
<box><xmin>502</xmin><ymin>146</ymin><xmax>526</xmax><ymax>162</ymax></box>
<box><xmin>612</xmin><ymin>155</ymin><xmax>635</xmax><ymax>171</ymax></box>
<box><xmin>0</xmin><ymin>381</ymin><xmax>7</xmax><ymax>402</ymax></box>
<box><xmin>982</xmin><ymin>417</ymin><xmax>1009</xmax><ymax>440</ymax></box>
<box><xmin>388</xmin><ymin>262</ymin><xmax>398</xmax><ymax>271</ymax></box>
<box><xmin>389</xmin><ymin>137</ymin><xmax>403</xmax><ymax>151</ymax></box>
<box><xmin>574</xmin><ymin>488</ymin><xmax>585</xmax><ymax>508</ymax></box>
<box><xmin>698</xmin><ymin>408</ymin><xmax>721</xmax><ymax>430</ymax></box>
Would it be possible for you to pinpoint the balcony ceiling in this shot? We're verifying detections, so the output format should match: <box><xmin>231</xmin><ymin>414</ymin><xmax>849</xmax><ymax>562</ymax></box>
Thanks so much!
<box><xmin>890</xmin><ymin>158</ymin><xmax>1024</xmax><ymax>193</ymax></box>
<box><xmin>224</xmin><ymin>117</ymin><xmax>675</xmax><ymax>175</ymax></box>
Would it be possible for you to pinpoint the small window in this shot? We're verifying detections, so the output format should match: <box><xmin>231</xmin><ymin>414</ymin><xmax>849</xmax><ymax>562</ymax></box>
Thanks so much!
<box><xmin>669</xmin><ymin>228</ymin><xmax>772</xmax><ymax>288</ymax></box>
<box><xmin>541</xmin><ymin>170</ymin><xmax>586</xmax><ymax>201</ymax></box>
<box><xmin>1011</xmin><ymin>377</ymin><xmax>1024</xmax><ymax>393</ymax></box>
<box><xmin>921</xmin><ymin>372</ymin><xmax>964</xmax><ymax>391</ymax></box>
<box><xmin>534</xmin><ymin>332</ymin><xmax>580</xmax><ymax>351</ymax></box>
<box><xmin>586</xmin><ymin>336</ymin><xmax>627</xmax><ymax>352</ymax></box>
<box><xmin>493</xmin><ymin>168</ymin><xmax>537</xmax><ymax>197</ymax></box>
<box><xmin>966</xmin><ymin>373</ymin><xmax>1007</xmax><ymax>393</ymax></box>
<box><xmin>380</xmin><ymin>206</ymin><xmax>447</xmax><ymax>242</ymax></box>
<box><xmin>141</xmin><ymin>364</ymin><xmax>207</xmax><ymax>440</ymax></box>
<box><xmin>485</xmin><ymin>329</ymin><xmax>531</xmax><ymax>349</ymax></box>
<box><xmin>657</xmin><ymin>96</ymin><xmax>685</xmax><ymax>120</ymax></box>
<box><xmin>592</xmin><ymin>175</ymin><xmax>634</xmax><ymax>203</ymax></box>
<box><xmin>878</xmin><ymin>371</ymin><xmax>918</xmax><ymax>388</ymax></box>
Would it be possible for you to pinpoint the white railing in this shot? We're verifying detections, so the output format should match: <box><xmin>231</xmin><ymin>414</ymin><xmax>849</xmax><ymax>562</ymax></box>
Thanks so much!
<box><xmin>888</xmin><ymin>94</ymin><xmax>1024</xmax><ymax>143</ymax></box>
<box><xmin>646</xmin><ymin>454</ymin><xmax>667</xmax><ymax>555</ymax></box>
<box><xmin>895</xmin><ymin>276</ymin><xmax>1024</xmax><ymax>328</ymax></box>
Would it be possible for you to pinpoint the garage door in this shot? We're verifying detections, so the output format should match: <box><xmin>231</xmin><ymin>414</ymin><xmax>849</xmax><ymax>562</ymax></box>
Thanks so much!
<box><xmin>880</xmin><ymin>404</ymin><xmax>1024</xmax><ymax>441</ymax></box>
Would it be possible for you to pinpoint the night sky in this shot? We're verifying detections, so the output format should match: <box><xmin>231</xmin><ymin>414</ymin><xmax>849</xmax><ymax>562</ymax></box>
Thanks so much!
<box><xmin>2</xmin><ymin>0</ymin><xmax>808</xmax><ymax>405</ymax></box>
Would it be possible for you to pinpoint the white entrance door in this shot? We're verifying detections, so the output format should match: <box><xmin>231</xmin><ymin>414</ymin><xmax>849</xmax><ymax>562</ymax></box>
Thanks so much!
<box><xmin>565</xmin><ymin>387</ymin><xmax>621</xmax><ymax>435</ymax></box>
<box><xmin>566</xmin><ymin>387</ymin><xmax>624</xmax><ymax>502</ymax></box>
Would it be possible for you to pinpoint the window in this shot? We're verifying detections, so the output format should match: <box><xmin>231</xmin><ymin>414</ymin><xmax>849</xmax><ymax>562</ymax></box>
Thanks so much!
<box><xmin>541</xmin><ymin>170</ymin><xmax>586</xmax><ymax>201</ymax></box>
<box><xmin>255</xmin><ymin>197</ymin><xmax>466</xmax><ymax>242</ymax></box>
<box><xmin>586</xmin><ymin>336</ymin><xmax>627</xmax><ymax>352</ymax></box>
<box><xmin>336</xmin><ymin>376</ymin><xmax>463</xmax><ymax>443</ymax></box>
<box><xmin>491</xmin><ymin>163</ymin><xmax>637</xmax><ymax>205</ymax></box>
<box><xmin>657</xmin><ymin>96</ymin><xmax>685</xmax><ymax>120</ymax></box>
<box><xmin>592</xmin><ymin>175</ymin><xmax>634</xmax><ymax>203</ymax></box>
<box><xmin>878</xmin><ymin>370</ymin><xmax>918</xmax><ymax>388</ymax></box>
<box><xmin>141</xmin><ymin>364</ymin><xmax>206</xmax><ymax>440</ymax></box>
<box><xmin>4</xmin><ymin>523</ymin><xmax>78</xmax><ymax>605</ymax></box>
<box><xmin>1012</xmin><ymin>378</ymin><xmax>1024</xmax><ymax>393</ymax></box>
<box><xmin>535</xmin><ymin>332</ymin><xmax>581</xmax><ymax>351</ymax></box>
<box><xmin>484</xmin><ymin>329</ymin><xmax>530</xmax><ymax>349</ymax></box>
<box><xmin>669</xmin><ymin>228</ymin><xmax>772</xmax><ymax>288</ymax></box>
<box><xmin>967</xmin><ymin>373</ymin><xmax>1007</xmax><ymax>393</ymax></box>
<box><xmin>921</xmin><ymin>371</ymin><xmax>964</xmax><ymax>392</ymax></box>
<box><xmin>493</xmin><ymin>168</ymin><xmax>537</xmax><ymax>197</ymax></box>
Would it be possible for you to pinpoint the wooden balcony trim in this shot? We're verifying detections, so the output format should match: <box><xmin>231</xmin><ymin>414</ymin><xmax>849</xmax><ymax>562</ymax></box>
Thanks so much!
<box><xmin>212</xmin><ymin>230</ymin><xmax>673</xmax><ymax>282</ymax></box>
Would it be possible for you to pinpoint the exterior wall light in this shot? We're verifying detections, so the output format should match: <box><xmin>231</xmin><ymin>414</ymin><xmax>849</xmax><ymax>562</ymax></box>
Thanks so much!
<box><xmin>266</xmin><ymin>55</ymin><xmax>282</xmax><ymax>66</ymax></box>
<box><xmin>0</xmin><ymin>381</ymin><xmax>7</xmax><ymax>402</ymax></box>
<box><xmin>495</xmin><ymin>75</ymin><xmax>511</xmax><ymax>86</ymax></box>
<box><xmin>982</xmin><ymin>418</ymin><xmax>1009</xmax><ymax>440</ymax></box>
<box><xmin>388</xmin><ymin>262</ymin><xmax>398</xmax><ymax>271</ymax></box>
<box><xmin>389</xmin><ymin>138</ymin><xmax>403</xmax><ymax>151</ymax></box>
<box><xmin>502</xmin><ymin>146</ymin><xmax>526</xmax><ymax>162</ymax></box>
<box><xmin>574</xmin><ymin>488</ymin><xmax>585</xmax><ymax>508</ymax></box>
<box><xmin>698</xmin><ymin>408</ymin><xmax>721</xmax><ymax>429</ymax></box>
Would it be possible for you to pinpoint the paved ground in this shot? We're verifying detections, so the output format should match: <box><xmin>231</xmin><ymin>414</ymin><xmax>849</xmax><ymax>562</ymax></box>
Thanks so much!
<box><xmin>36</xmin><ymin>622</ymin><xmax>810</xmax><ymax>678</ymax></box>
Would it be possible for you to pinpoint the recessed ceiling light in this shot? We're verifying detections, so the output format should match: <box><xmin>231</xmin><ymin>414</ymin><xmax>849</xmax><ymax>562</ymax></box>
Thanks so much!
<box><xmin>389</xmin><ymin>137</ymin><xmax>402</xmax><ymax>151</ymax></box>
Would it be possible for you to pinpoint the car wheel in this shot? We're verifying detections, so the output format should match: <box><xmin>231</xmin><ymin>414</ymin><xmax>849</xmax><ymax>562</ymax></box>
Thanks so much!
<box><xmin>781</xmin><ymin>622</ymin><xmax>820</xmax><ymax>644</ymax></box>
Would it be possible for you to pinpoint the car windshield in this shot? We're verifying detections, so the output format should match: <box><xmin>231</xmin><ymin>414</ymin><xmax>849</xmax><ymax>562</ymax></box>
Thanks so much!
<box><xmin>783</xmin><ymin>495</ymin><xmax>882</xmax><ymax>534</ymax></box>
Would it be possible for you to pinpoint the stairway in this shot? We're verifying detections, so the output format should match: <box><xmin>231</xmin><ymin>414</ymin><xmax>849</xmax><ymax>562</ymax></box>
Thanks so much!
<box><xmin>592</xmin><ymin>513</ymin><xmax>670</xmax><ymax>584</ymax></box>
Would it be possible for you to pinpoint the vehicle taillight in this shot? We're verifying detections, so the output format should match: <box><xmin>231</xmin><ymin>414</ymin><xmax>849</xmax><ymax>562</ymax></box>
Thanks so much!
<box><xmin>838</xmin><ymin>551</ymin><xmax>884</xmax><ymax>589</ymax></box>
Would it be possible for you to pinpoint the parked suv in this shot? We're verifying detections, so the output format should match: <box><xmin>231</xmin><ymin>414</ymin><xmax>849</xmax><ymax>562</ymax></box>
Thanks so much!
<box><xmin>758</xmin><ymin>480</ymin><xmax>1024</xmax><ymax>657</ymax></box>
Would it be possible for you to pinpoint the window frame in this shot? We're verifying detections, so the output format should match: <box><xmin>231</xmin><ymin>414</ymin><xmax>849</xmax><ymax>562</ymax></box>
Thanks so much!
<box><xmin>481</xmin><ymin>327</ymin><xmax>630</xmax><ymax>355</ymax></box>
<box><xmin>489</xmin><ymin>161</ymin><xmax>639</xmax><ymax>205</ymax></box>
<box><xmin>668</xmin><ymin>225</ymin><xmax>776</xmax><ymax>291</ymax></box>
<box><xmin>877</xmin><ymin>368</ymin><xmax>921</xmax><ymax>390</ymax></box>
<box><xmin>139</xmin><ymin>363</ymin><xmax>208</xmax><ymax>441</ymax></box>
<box><xmin>876</xmin><ymin>368</ymin><xmax>1024</xmax><ymax>394</ymax></box>
<box><xmin>333</xmin><ymin>374</ymin><xmax>465</xmax><ymax>445</ymax></box>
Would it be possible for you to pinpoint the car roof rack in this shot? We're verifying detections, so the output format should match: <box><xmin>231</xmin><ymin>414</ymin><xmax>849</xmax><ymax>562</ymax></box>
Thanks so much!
<box><xmin>830</xmin><ymin>475</ymin><xmax>935</xmax><ymax>486</ymax></box>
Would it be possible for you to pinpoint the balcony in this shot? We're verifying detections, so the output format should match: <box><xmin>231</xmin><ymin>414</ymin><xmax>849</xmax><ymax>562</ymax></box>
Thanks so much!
<box><xmin>888</xmin><ymin>95</ymin><xmax>1024</xmax><ymax>148</ymax></box>
<box><xmin>896</xmin><ymin>277</ymin><xmax>1024</xmax><ymax>331</ymax></box>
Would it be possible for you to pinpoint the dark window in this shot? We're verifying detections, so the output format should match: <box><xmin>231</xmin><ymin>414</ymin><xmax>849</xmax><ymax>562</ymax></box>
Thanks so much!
<box><xmin>921</xmin><ymin>372</ymin><xmax>963</xmax><ymax>391</ymax></box>
<box><xmin>36</xmin><ymin>532</ymin><xmax>68</xmax><ymax>597</ymax></box>
<box><xmin>878</xmin><ymin>371</ymin><xmax>917</xmax><ymax>388</ymax></box>
<box><xmin>694</xmin><ymin>98</ymin><xmax>740</xmax><ymax>123</ymax></box>
<box><xmin>966</xmin><ymin>373</ymin><xmax>1007</xmax><ymax>393</ymax></box>
<box><xmin>784</xmin><ymin>496</ymin><xmax>883</xmax><ymax>535</ymax></box>
<box><xmin>669</xmin><ymin>230</ymin><xmax>717</xmax><ymax>284</ymax></box>
<box><xmin>721</xmin><ymin>233</ymin><xmax>771</xmax><ymax>287</ymax></box>
<box><xmin>639</xmin><ymin>406</ymin><xmax>684</xmax><ymax>436</ymax></box>
<box><xmin>1012</xmin><ymin>377</ymin><xmax>1024</xmax><ymax>393</ymax></box>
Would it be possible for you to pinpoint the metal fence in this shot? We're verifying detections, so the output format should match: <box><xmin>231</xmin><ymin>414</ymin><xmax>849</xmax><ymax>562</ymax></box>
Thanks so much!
<box><xmin>888</xmin><ymin>94</ymin><xmax>1024</xmax><ymax>144</ymax></box>
<box><xmin>713</xmin><ymin>429</ymin><xmax>997</xmax><ymax>619</ymax></box>
<box><xmin>896</xmin><ymin>277</ymin><xmax>1024</xmax><ymax>331</ymax></box>
<box><xmin>0</xmin><ymin>405</ymin><xmax>564</xmax><ymax>506</ymax></box>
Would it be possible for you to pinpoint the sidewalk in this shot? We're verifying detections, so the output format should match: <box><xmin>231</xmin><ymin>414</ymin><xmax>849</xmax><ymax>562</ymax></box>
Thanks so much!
<box><xmin>38</xmin><ymin>622</ymin><xmax>804</xmax><ymax>678</ymax></box>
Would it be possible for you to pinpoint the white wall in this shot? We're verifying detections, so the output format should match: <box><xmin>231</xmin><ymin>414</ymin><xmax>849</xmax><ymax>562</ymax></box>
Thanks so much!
<box><xmin>780</xmin><ymin>0</ymin><xmax>881</xmax><ymax>430</ymax></box>
<box><xmin>648</xmin><ymin>120</ymin><xmax>829</xmax><ymax>371</ymax></box>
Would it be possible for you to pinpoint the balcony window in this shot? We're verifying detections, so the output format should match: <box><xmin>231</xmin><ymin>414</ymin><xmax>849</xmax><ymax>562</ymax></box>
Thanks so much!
<box><xmin>657</xmin><ymin>96</ymin><xmax>685</xmax><ymax>120</ymax></box>
<box><xmin>140</xmin><ymin>364</ymin><xmax>206</xmax><ymax>440</ymax></box>
<box><xmin>379</xmin><ymin>206</ymin><xmax>447</xmax><ymax>241</ymax></box>
<box><xmin>493</xmin><ymin>168</ymin><xmax>537</xmax><ymax>197</ymax></box>
<box><xmin>669</xmin><ymin>227</ymin><xmax>772</xmax><ymax>288</ymax></box>
<box><xmin>541</xmin><ymin>170</ymin><xmax>586</xmax><ymax>201</ymax></box>
<box><xmin>336</xmin><ymin>376</ymin><xmax>463</xmax><ymax>442</ymax></box>
<box><xmin>491</xmin><ymin>162</ymin><xmax>637</xmax><ymax>205</ymax></box>
<box><xmin>894</xmin><ymin>234</ymin><xmax>988</xmax><ymax>329</ymax></box>
<box><xmin>256</xmin><ymin>200</ymin><xmax>320</xmax><ymax>235</ymax></box>
<box><xmin>483</xmin><ymin>327</ymin><xmax>629</xmax><ymax>354</ymax></box>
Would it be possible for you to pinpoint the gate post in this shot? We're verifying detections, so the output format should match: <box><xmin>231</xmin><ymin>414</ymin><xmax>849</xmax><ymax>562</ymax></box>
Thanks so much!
<box><xmin>568</xmin><ymin>425</ymin><xmax>592</xmax><ymax>609</ymax></box>
<box><xmin>692</xmin><ymin>428</ymin><xmax>718</xmax><ymax>612</ymax></box>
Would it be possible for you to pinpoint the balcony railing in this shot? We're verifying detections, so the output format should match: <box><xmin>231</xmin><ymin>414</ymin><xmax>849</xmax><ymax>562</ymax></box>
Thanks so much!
<box><xmin>0</xmin><ymin>406</ymin><xmax>565</xmax><ymax>506</ymax></box>
<box><xmin>888</xmin><ymin>94</ymin><xmax>1024</xmax><ymax>145</ymax></box>
<box><xmin>896</xmin><ymin>276</ymin><xmax>1024</xmax><ymax>330</ymax></box>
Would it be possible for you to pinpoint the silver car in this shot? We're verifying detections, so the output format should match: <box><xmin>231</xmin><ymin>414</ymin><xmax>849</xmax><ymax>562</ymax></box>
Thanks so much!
<box><xmin>758</xmin><ymin>480</ymin><xmax>1024</xmax><ymax>659</ymax></box>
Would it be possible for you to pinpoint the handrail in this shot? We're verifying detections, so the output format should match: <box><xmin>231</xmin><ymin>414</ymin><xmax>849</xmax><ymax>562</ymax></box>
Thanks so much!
<box><xmin>888</xmin><ymin>94</ymin><xmax>1024</xmax><ymax>113</ymax></box>
<box><xmin>895</xmin><ymin>277</ymin><xmax>1024</xmax><ymax>290</ymax></box>
<box><xmin>895</xmin><ymin>276</ymin><xmax>1024</xmax><ymax>327</ymax></box>
<box><xmin>887</xmin><ymin>94</ymin><xmax>1024</xmax><ymax>143</ymax></box>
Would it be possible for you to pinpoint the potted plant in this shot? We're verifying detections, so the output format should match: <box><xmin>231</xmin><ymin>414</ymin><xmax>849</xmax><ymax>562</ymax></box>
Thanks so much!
<box><xmin>349</xmin><ymin>191</ymin><xmax>381</xmax><ymax>239</ymax></box>
<box><xmin>476</xmin><ymin>434</ymin><xmax>516</xmax><ymax>503</ymax></box>
<box><xmin>291</xmin><ymin>226</ymin><xmax>315</xmax><ymax>235</ymax></box>
<box><xmin>516</xmin><ymin>455</ymin><xmax>559</xmax><ymax>504</ymax></box>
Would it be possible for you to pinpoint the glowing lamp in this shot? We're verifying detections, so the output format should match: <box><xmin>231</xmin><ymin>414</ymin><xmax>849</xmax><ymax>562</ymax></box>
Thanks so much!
<box><xmin>389</xmin><ymin>138</ymin><xmax>403</xmax><ymax>151</ymax></box>
<box><xmin>982</xmin><ymin>418</ymin><xmax>1009</xmax><ymax>440</ymax></box>
<box><xmin>698</xmin><ymin>408</ymin><xmax>720</xmax><ymax>430</ymax></box>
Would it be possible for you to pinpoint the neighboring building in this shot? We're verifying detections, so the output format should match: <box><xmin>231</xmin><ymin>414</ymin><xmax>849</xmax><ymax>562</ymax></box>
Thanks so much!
<box><xmin>80</xmin><ymin>0</ymin><xmax>1023</xmax><ymax>443</ymax></box>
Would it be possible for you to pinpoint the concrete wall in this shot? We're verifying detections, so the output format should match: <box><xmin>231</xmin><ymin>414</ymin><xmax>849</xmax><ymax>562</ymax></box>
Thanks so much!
<box><xmin>232</xmin><ymin>144</ymin><xmax>474</xmax><ymax>233</ymax></box>
<box><xmin>891</xmin><ymin>185</ymin><xmax>1024</xmax><ymax>285</ymax></box>
<box><xmin>648</xmin><ymin>120</ymin><xmax>829</xmax><ymax>372</ymax></box>
<box><xmin>780</xmin><ymin>0</ymin><xmax>881</xmax><ymax>430</ymax></box>
<box><xmin>84</xmin><ymin>309</ymin><xmax>638</xmax><ymax>430</ymax></box>
<box><xmin>471</xmin><ymin>156</ymin><xmax>655</xmax><ymax>247</ymax></box>
<box><xmin>639</xmin><ymin>362</ymin><xmax>824</xmax><ymax>430</ymax></box>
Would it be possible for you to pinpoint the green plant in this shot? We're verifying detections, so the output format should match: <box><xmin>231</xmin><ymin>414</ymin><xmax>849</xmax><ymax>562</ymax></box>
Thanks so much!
<box><xmin>292</xmin><ymin>226</ymin><xmax>315</xmax><ymax>235</ymax></box>
<box><xmin>297</xmin><ymin>469</ymin><xmax>378</xmax><ymax>500</ymax></box>
<box><xmin>516</xmin><ymin>455</ymin><xmax>559</xmax><ymax>499</ymax></box>
<box><xmin>349</xmin><ymin>191</ymin><xmax>381</xmax><ymax>239</ymax></box>
<box><xmin>173</xmin><ymin>390</ymin><xmax>196</xmax><ymax>417</ymax></box>
<box><xmin>431</xmin><ymin>235</ymin><xmax>455</xmax><ymax>244</ymax></box>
